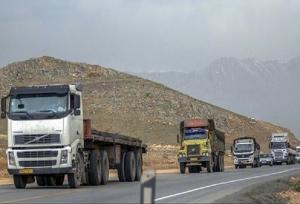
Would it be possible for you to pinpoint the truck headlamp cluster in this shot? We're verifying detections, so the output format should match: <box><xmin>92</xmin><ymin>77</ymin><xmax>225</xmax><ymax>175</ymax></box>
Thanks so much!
<box><xmin>202</xmin><ymin>152</ymin><xmax>209</xmax><ymax>156</ymax></box>
<box><xmin>178</xmin><ymin>153</ymin><xmax>185</xmax><ymax>158</ymax></box>
<box><xmin>8</xmin><ymin>152</ymin><xmax>16</xmax><ymax>166</ymax></box>
<box><xmin>60</xmin><ymin>150</ymin><xmax>69</xmax><ymax>164</ymax></box>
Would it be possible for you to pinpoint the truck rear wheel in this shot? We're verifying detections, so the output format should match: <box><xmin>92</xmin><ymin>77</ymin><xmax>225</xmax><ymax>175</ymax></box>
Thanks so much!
<box><xmin>68</xmin><ymin>152</ymin><xmax>84</xmax><ymax>188</ymax></box>
<box><xmin>88</xmin><ymin>149</ymin><xmax>102</xmax><ymax>185</ymax></box>
<box><xmin>13</xmin><ymin>175</ymin><xmax>27</xmax><ymax>189</ymax></box>
<box><xmin>117</xmin><ymin>152</ymin><xmax>126</xmax><ymax>182</ymax></box>
<box><xmin>179</xmin><ymin>163</ymin><xmax>186</xmax><ymax>174</ymax></box>
<box><xmin>125</xmin><ymin>151</ymin><xmax>136</xmax><ymax>182</ymax></box>
<box><xmin>100</xmin><ymin>150</ymin><xmax>109</xmax><ymax>185</ymax></box>
<box><xmin>135</xmin><ymin>150</ymin><xmax>142</xmax><ymax>181</ymax></box>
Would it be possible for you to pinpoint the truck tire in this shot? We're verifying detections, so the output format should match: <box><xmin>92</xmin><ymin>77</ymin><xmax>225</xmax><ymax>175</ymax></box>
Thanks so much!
<box><xmin>36</xmin><ymin>176</ymin><xmax>46</xmax><ymax>186</ymax></box>
<box><xmin>179</xmin><ymin>163</ymin><xmax>186</xmax><ymax>174</ymax></box>
<box><xmin>125</xmin><ymin>151</ymin><xmax>136</xmax><ymax>182</ymax></box>
<box><xmin>46</xmin><ymin>176</ymin><xmax>56</xmax><ymax>186</ymax></box>
<box><xmin>219</xmin><ymin>155</ymin><xmax>224</xmax><ymax>172</ymax></box>
<box><xmin>117</xmin><ymin>152</ymin><xmax>126</xmax><ymax>182</ymax></box>
<box><xmin>100</xmin><ymin>150</ymin><xmax>109</xmax><ymax>185</ymax></box>
<box><xmin>88</xmin><ymin>149</ymin><xmax>102</xmax><ymax>185</ymax></box>
<box><xmin>135</xmin><ymin>150</ymin><xmax>142</xmax><ymax>181</ymax></box>
<box><xmin>13</xmin><ymin>175</ymin><xmax>27</xmax><ymax>189</ymax></box>
<box><xmin>55</xmin><ymin>175</ymin><xmax>65</xmax><ymax>186</ymax></box>
<box><xmin>207</xmin><ymin>158</ymin><xmax>213</xmax><ymax>173</ymax></box>
<box><xmin>68</xmin><ymin>152</ymin><xmax>84</xmax><ymax>188</ymax></box>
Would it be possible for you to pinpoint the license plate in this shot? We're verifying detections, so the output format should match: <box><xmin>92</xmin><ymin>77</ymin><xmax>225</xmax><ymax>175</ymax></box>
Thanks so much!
<box><xmin>19</xmin><ymin>168</ymin><xmax>33</xmax><ymax>174</ymax></box>
<box><xmin>190</xmin><ymin>158</ymin><xmax>197</xmax><ymax>161</ymax></box>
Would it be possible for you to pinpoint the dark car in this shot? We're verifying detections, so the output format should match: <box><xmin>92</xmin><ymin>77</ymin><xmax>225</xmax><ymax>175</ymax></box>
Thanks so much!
<box><xmin>259</xmin><ymin>153</ymin><xmax>274</xmax><ymax>166</ymax></box>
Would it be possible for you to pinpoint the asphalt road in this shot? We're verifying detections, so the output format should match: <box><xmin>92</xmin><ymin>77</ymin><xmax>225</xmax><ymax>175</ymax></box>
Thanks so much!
<box><xmin>0</xmin><ymin>164</ymin><xmax>300</xmax><ymax>203</ymax></box>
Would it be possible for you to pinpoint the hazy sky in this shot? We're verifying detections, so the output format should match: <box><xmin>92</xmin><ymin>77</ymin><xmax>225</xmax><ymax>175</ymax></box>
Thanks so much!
<box><xmin>0</xmin><ymin>0</ymin><xmax>299</xmax><ymax>72</ymax></box>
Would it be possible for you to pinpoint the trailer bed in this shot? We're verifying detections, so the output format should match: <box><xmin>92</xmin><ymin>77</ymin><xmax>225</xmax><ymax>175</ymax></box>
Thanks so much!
<box><xmin>83</xmin><ymin>119</ymin><xmax>146</xmax><ymax>152</ymax></box>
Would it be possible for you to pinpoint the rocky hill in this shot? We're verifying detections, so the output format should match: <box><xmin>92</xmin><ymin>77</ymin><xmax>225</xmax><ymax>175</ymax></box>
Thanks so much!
<box><xmin>0</xmin><ymin>56</ymin><xmax>298</xmax><ymax>152</ymax></box>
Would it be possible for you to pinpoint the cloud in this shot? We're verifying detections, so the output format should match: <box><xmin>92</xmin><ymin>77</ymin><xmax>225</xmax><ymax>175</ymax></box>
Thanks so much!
<box><xmin>0</xmin><ymin>0</ymin><xmax>299</xmax><ymax>71</ymax></box>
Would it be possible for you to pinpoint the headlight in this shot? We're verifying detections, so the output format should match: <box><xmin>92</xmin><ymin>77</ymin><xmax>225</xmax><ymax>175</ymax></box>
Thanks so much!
<box><xmin>60</xmin><ymin>150</ymin><xmax>69</xmax><ymax>164</ymax></box>
<box><xmin>8</xmin><ymin>152</ymin><xmax>16</xmax><ymax>166</ymax></box>
<box><xmin>249</xmin><ymin>155</ymin><xmax>254</xmax><ymax>161</ymax></box>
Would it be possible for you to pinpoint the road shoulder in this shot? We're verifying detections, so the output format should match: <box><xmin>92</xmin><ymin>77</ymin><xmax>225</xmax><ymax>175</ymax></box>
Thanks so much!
<box><xmin>216</xmin><ymin>176</ymin><xmax>290</xmax><ymax>204</ymax></box>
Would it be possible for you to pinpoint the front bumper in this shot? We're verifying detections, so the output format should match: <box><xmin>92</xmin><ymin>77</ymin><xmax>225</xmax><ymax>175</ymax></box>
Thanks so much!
<box><xmin>6</xmin><ymin>146</ymin><xmax>72</xmax><ymax>175</ymax></box>
<box><xmin>260</xmin><ymin>160</ymin><xmax>272</xmax><ymax>165</ymax></box>
<box><xmin>234</xmin><ymin>159</ymin><xmax>254</xmax><ymax>165</ymax></box>
<box><xmin>178</xmin><ymin>155</ymin><xmax>209</xmax><ymax>163</ymax></box>
<box><xmin>8</xmin><ymin>167</ymin><xmax>73</xmax><ymax>175</ymax></box>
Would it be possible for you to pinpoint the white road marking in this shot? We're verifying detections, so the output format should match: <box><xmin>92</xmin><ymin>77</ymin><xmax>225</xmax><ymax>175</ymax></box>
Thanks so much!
<box><xmin>155</xmin><ymin>167</ymin><xmax>300</xmax><ymax>202</ymax></box>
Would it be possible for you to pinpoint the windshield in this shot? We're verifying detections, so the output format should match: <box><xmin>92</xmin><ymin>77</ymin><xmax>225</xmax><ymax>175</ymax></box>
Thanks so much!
<box><xmin>9</xmin><ymin>93</ymin><xmax>68</xmax><ymax>119</ymax></box>
<box><xmin>235</xmin><ymin>143</ymin><xmax>253</xmax><ymax>153</ymax></box>
<box><xmin>271</xmin><ymin>142</ymin><xmax>287</xmax><ymax>149</ymax></box>
<box><xmin>183</xmin><ymin>128</ymin><xmax>208</xmax><ymax>140</ymax></box>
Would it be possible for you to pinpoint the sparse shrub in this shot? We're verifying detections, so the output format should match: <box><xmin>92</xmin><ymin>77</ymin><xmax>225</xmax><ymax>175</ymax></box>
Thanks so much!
<box><xmin>293</xmin><ymin>182</ymin><xmax>300</xmax><ymax>192</ymax></box>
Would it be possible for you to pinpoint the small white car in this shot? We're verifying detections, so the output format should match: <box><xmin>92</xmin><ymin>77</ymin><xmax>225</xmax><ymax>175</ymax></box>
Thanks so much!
<box><xmin>259</xmin><ymin>153</ymin><xmax>274</xmax><ymax>166</ymax></box>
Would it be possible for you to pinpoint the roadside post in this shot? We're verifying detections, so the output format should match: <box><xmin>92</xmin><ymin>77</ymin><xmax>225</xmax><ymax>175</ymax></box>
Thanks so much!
<box><xmin>140</xmin><ymin>169</ymin><xmax>156</xmax><ymax>204</ymax></box>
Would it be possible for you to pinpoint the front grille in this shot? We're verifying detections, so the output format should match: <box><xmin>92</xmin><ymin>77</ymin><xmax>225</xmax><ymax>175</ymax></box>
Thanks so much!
<box><xmin>274</xmin><ymin>152</ymin><xmax>283</xmax><ymax>157</ymax></box>
<box><xmin>236</xmin><ymin>154</ymin><xmax>252</xmax><ymax>158</ymax></box>
<box><xmin>14</xmin><ymin>134</ymin><xmax>60</xmax><ymax>145</ymax></box>
<box><xmin>17</xmin><ymin>151</ymin><xmax>58</xmax><ymax>158</ymax></box>
<box><xmin>187</xmin><ymin>145</ymin><xmax>200</xmax><ymax>155</ymax></box>
<box><xmin>19</xmin><ymin>160</ymin><xmax>57</xmax><ymax>167</ymax></box>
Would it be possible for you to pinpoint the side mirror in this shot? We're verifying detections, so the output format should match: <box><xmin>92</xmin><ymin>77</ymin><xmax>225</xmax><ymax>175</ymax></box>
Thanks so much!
<box><xmin>177</xmin><ymin>134</ymin><xmax>180</xmax><ymax>144</ymax></box>
<box><xmin>74</xmin><ymin>95</ymin><xmax>81</xmax><ymax>109</ymax></box>
<box><xmin>1</xmin><ymin>97</ymin><xmax>7</xmax><ymax>119</ymax></box>
<box><xmin>230</xmin><ymin>146</ymin><xmax>233</xmax><ymax>153</ymax></box>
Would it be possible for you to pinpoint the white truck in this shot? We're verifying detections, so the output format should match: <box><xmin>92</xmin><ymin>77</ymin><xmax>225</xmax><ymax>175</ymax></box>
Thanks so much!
<box><xmin>1</xmin><ymin>84</ymin><xmax>146</xmax><ymax>189</ymax></box>
<box><xmin>232</xmin><ymin>137</ymin><xmax>261</xmax><ymax>169</ymax></box>
<box><xmin>269</xmin><ymin>133</ymin><xmax>296</xmax><ymax>165</ymax></box>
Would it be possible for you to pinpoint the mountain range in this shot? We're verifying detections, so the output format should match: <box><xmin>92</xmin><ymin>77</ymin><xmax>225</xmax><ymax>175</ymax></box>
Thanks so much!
<box><xmin>138</xmin><ymin>57</ymin><xmax>300</xmax><ymax>139</ymax></box>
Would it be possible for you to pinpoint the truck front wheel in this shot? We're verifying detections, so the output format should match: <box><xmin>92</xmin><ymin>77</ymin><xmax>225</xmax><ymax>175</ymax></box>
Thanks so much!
<box><xmin>36</xmin><ymin>176</ymin><xmax>46</xmax><ymax>186</ymax></box>
<box><xmin>55</xmin><ymin>175</ymin><xmax>65</xmax><ymax>186</ymax></box>
<box><xmin>13</xmin><ymin>175</ymin><xmax>27</xmax><ymax>189</ymax></box>
<box><xmin>68</xmin><ymin>152</ymin><xmax>84</xmax><ymax>188</ymax></box>
<box><xmin>207</xmin><ymin>159</ymin><xmax>213</xmax><ymax>173</ymax></box>
<box><xmin>179</xmin><ymin>163</ymin><xmax>186</xmax><ymax>174</ymax></box>
<box><xmin>125</xmin><ymin>151</ymin><xmax>136</xmax><ymax>182</ymax></box>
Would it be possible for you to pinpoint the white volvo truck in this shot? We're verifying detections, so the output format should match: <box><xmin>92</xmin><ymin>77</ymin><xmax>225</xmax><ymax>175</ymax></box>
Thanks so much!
<box><xmin>1</xmin><ymin>84</ymin><xmax>146</xmax><ymax>188</ymax></box>
<box><xmin>269</xmin><ymin>133</ymin><xmax>296</xmax><ymax>165</ymax></box>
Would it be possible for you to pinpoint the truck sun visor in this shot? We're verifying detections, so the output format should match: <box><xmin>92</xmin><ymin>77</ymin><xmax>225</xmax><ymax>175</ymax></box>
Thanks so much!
<box><xmin>9</xmin><ymin>85</ymin><xmax>70</xmax><ymax>96</ymax></box>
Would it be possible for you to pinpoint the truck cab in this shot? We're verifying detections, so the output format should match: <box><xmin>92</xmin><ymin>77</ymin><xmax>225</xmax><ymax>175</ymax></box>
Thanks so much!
<box><xmin>177</xmin><ymin>119</ymin><xmax>225</xmax><ymax>174</ymax></box>
<box><xmin>1</xmin><ymin>84</ymin><xmax>83</xmax><ymax>187</ymax></box>
<box><xmin>232</xmin><ymin>137</ymin><xmax>260</xmax><ymax>168</ymax></box>
<box><xmin>269</xmin><ymin>133</ymin><xmax>296</xmax><ymax>165</ymax></box>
